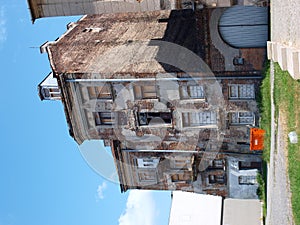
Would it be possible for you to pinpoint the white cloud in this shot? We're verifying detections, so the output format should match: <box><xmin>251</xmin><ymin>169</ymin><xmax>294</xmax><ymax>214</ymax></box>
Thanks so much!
<box><xmin>0</xmin><ymin>6</ymin><xmax>6</xmax><ymax>46</ymax></box>
<box><xmin>96</xmin><ymin>181</ymin><xmax>107</xmax><ymax>200</ymax></box>
<box><xmin>119</xmin><ymin>190</ymin><xmax>156</xmax><ymax>225</ymax></box>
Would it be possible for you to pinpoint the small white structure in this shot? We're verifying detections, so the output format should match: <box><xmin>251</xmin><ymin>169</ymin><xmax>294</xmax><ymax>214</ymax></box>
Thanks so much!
<box><xmin>168</xmin><ymin>191</ymin><xmax>222</xmax><ymax>225</ymax></box>
<box><xmin>223</xmin><ymin>199</ymin><xmax>263</xmax><ymax>225</ymax></box>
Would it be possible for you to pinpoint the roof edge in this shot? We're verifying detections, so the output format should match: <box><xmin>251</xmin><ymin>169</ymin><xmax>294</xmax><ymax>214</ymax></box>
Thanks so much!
<box><xmin>27</xmin><ymin>0</ymin><xmax>39</xmax><ymax>23</ymax></box>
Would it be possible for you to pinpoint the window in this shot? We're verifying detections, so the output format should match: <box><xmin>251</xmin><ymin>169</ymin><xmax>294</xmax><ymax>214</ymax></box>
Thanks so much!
<box><xmin>238</xmin><ymin>175</ymin><xmax>257</xmax><ymax>185</ymax></box>
<box><xmin>180</xmin><ymin>85</ymin><xmax>205</xmax><ymax>99</ymax></box>
<box><xmin>137</xmin><ymin>158</ymin><xmax>159</xmax><ymax>168</ymax></box>
<box><xmin>208</xmin><ymin>175</ymin><xmax>226</xmax><ymax>184</ymax></box>
<box><xmin>171</xmin><ymin>173</ymin><xmax>191</xmax><ymax>182</ymax></box>
<box><xmin>87</xmin><ymin>85</ymin><xmax>112</xmax><ymax>99</ymax></box>
<box><xmin>138</xmin><ymin>112</ymin><xmax>172</xmax><ymax>126</ymax></box>
<box><xmin>233</xmin><ymin>57</ymin><xmax>245</xmax><ymax>65</ymax></box>
<box><xmin>134</xmin><ymin>85</ymin><xmax>157</xmax><ymax>99</ymax></box>
<box><xmin>137</xmin><ymin>171</ymin><xmax>157</xmax><ymax>183</ymax></box>
<box><xmin>210</xmin><ymin>159</ymin><xmax>224</xmax><ymax>168</ymax></box>
<box><xmin>182</xmin><ymin>111</ymin><xmax>217</xmax><ymax>127</ymax></box>
<box><xmin>239</xmin><ymin>161</ymin><xmax>262</xmax><ymax>170</ymax></box>
<box><xmin>94</xmin><ymin>112</ymin><xmax>115</xmax><ymax>126</ymax></box>
<box><xmin>42</xmin><ymin>87</ymin><xmax>61</xmax><ymax>99</ymax></box>
<box><xmin>170</xmin><ymin>158</ymin><xmax>192</xmax><ymax>170</ymax></box>
<box><xmin>229</xmin><ymin>84</ymin><xmax>255</xmax><ymax>99</ymax></box>
<box><xmin>230</xmin><ymin>112</ymin><xmax>254</xmax><ymax>125</ymax></box>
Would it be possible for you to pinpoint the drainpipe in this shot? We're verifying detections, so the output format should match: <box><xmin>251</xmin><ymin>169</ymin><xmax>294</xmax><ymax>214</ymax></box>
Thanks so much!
<box><xmin>65</xmin><ymin>76</ymin><xmax>262</xmax><ymax>83</ymax></box>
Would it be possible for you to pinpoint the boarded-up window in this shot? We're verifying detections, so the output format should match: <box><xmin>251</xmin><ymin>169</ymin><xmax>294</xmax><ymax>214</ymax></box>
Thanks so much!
<box><xmin>94</xmin><ymin>112</ymin><xmax>115</xmax><ymax>126</ymax></box>
<box><xmin>230</xmin><ymin>112</ymin><xmax>254</xmax><ymax>125</ymax></box>
<box><xmin>180</xmin><ymin>85</ymin><xmax>205</xmax><ymax>99</ymax></box>
<box><xmin>134</xmin><ymin>85</ymin><xmax>157</xmax><ymax>99</ymax></box>
<box><xmin>87</xmin><ymin>84</ymin><xmax>112</xmax><ymax>99</ymax></box>
<box><xmin>138</xmin><ymin>171</ymin><xmax>157</xmax><ymax>183</ymax></box>
<box><xmin>182</xmin><ymin>111</ymin><xmax>217</xmax><ymax>127</ymax></box>
<box><xmin>171</xmin><ymin>173</ymin><xmax>191</xmax><ymax>182</ymax></box>
<box><xmin>170</xmin><ymin>158</ymin><xmax>192</xmax><ymax>170</ymax></box>
<box><xmin>229</xmin><ymin>84</ymin><xmax>255</xmax><ymax>99</ymax></box>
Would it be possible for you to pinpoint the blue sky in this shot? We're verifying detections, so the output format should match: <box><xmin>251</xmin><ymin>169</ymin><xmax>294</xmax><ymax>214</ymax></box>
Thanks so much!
<box><xmin>0</xmin><ymin>1</ymin><xmax>171</xmax><ymax>225</ymax></box>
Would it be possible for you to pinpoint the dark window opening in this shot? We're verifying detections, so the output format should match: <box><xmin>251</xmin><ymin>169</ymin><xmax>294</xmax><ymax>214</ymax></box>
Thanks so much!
<box><xmin>94</xmin><ymin>112</ymin><xmax>115</xmax><ymax>126</ymax></box>
<box><xmin>138</xmin><ymin>112</ymin><xmax>172</xmax><ymax>126</ymax></box>
<box><xmin>233</xmin><ymin>57</ymin><xmax>245</xmax><ymax>65</ymax></box>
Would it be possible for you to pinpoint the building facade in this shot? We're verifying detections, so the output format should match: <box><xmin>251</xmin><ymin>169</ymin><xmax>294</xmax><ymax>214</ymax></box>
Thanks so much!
<box><xmin>38</xmin><ymin>8</ymin><xmax>268</xmax><ymax>198</ymax></box>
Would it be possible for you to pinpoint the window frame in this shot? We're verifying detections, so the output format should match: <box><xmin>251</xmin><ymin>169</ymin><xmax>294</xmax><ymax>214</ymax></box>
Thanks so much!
<box><xmin>94</xmin><ymin>112</ymin><xmax>115</xmax><ymax>126</ymax></box>
<box><xmin>138</xmin><ymin>112</ymin><xmax>172</xmax><ymax>126</ymax></box>
<box><xmin>133</xmin><ymin>85</ymin><xmax>157</xmax><ymax>100</ymax></box>
<box><xmin>87</xmin><ymin>84</ymin><xmax>112</xmax><ymax>100</ymax></box>
<box><xmin>136</xmin><ymin>158</ymin><xmax>160</xmax><ymax>169</ymax></box>
<box><xmin>182</xmin><ymin>111</ymin><xmax>217</xmax><ymax>127</ymax></box>
<box><xmin>180</xmin><ymin>85</ymin><xmax>205</xmax><ymax>100</ymax></box>
<box><xmin>229</xmin><ymin>111</ymin><xmax>254</xmax><ymax>125</ymax></box>
<box><xmin>228</xmin><ymin>84</ymin><xmax>255</xmax><ymax>100</ymax></box>
<box><xmin>137</xmin><ymin>170</ymin><xmax>158</xmax><ymax>183</ymax></box>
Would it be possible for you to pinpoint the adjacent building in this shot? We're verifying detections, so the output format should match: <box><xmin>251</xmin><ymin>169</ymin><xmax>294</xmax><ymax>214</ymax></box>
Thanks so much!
<box><xmin>168</xmin><ymin>191</ymin><xmax>222</xmax><ymax>225</ymax></box>
<box><xmin>38</xmin><ymin>7</ymin><xmax>268</xmax><ymax>198</ymax></box>
<box><xmin>27</xmin><ymin>0</ymin><xmax>194</xmax><ymax>22</ymax></box>
<box><xmin>27</xmin><ymin>0</ymin><xmax>268</xmax><ymax>22</ymax></box>
<box><xmin>168</xmin><ymin>191</ymin><xmax>263</xmax><ymax>225</ymax></box>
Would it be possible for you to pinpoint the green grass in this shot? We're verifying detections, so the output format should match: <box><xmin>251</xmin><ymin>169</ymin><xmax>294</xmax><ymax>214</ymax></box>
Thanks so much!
<box><xmin>273</xmin><ymin>63</ymin><xmax>300</xmax><ymax>225</ymax></box>
<box><xmin>259</xmin><ymin>62</ymin><xmax>300</xmax><ymax>223</ymax></box>
<box><xmin>258</xmin><ymin>62</ymin><xmax>271</xmax><ymax>219</ymax></box>
<box><xmin>259</xmin><ymin>62</ymin><xmax>271</xmax><ymax>162</ymax></box>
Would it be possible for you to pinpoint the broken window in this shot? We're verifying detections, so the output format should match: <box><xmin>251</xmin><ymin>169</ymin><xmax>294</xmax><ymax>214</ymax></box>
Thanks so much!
<box><xmin>238</xmin><ymin>175</ymin><xmax>257</xmax><ymax>185</ymax></box>
<box><xmin>230</xmin><ymin>112</ymin><xmax>254</xmax><ymax>125</ymax></box>
<box><xmin>138</xmin><ymin>112</ymin><xmax>172</xmax><ymax>126</ymax></box>
<box><xmin>137</xmin><ymin>158</ymin><xmax>160</xmax><ymax>169</ymax></box>
<box><xmin>137</xmin><ymin>171</ymin><xmax>157</xmax><ymax>183</ymax></box>
<box><xmin>134</xmin><ymin>85</ymin><xmax>157</xmax><ymax>99</ymax></box>
<box><xmin>180</xmin><ymin>85</ymin><xmax>205</xmax><ymax>99</ymax></box>
<box><xmin>94</xmin><ymin>112</ymin><xmax>115</xmax><ymax>126</ymax></box>
<box><xmin>182</xmin><ymin>111</ymin><xmax>217</xmax><ymax>127</ymax></box>
<box><xmin>87</xmin><ymin>84</ymin><xmax>112</xmax><ymax>99</ymax></box>
<box><xmin>229</xmin><ymin>84</ymin><xmax>255</xmax><ymax>99</ymax></box>
<box><xmin>239</xmin><ymin>161</ymin><xmax>262</xmax><ymax>170</ymax></box>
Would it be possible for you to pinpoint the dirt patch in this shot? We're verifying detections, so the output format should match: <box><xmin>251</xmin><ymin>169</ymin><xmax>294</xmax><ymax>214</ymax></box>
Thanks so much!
<box><xmin>278</xmin><ymin>110</ymin><xmax>289</xmax><ymax>161</ymax></box>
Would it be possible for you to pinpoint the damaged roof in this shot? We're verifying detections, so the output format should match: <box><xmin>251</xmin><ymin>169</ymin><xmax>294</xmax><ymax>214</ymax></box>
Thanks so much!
<box><xmin>46</xmin><ymin>10</ymin><xmax>202</xmax><ymax>75</ymax></box>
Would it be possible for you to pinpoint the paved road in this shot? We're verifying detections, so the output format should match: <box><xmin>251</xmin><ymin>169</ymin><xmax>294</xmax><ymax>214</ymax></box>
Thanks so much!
<box><xmin>266</xmin><ymin>0</ymin><xmax>300</xmax><ymax>223</ymax></box>
<box><xmin>266</xmin><ymin>62</ymin><xmax>295</xmax><ymax>225</ymax></box>
<box><xmin>271</xmin><ymin>0</ymin><xmax>300</xmax><ymax>48</ymax></box>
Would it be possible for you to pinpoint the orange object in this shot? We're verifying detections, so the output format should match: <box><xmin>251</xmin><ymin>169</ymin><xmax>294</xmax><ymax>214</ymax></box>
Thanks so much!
<box><xmin>250</xmin><ymin>128</ymin><xmax>265</xmax><ymax>151</ymax></box>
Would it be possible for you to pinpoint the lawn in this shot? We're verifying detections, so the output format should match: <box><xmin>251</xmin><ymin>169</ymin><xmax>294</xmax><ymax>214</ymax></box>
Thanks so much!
<box><xmin>258</xmin><ymin>62</ymin><xmax>271</xmax><ymax>218</ymax></box>
<box><xmin>259</xmin><ymin>62</ymin><xmax>300</xmax><ymax>223</ymax></box>
<box><xmin>273</xmin><ymin>63</ymin><xmax>300</xmax><ymax>224</ymax></box>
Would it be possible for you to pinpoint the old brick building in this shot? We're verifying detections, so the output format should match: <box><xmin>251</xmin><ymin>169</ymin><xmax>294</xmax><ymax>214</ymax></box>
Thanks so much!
<box><xmin>39</xmin><ymin>7</ymin><xmax>268</xmax><ymax>198</ymax></box>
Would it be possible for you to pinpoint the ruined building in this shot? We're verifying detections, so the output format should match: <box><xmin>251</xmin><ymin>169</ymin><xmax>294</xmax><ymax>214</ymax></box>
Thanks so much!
<box><xmin>38</xmin><ymin>7</ymin><xmax>268</xmax><ymax>198</ymax></box>
<box><xmin>27</xmin><ymin>0</ymin><xmax>267</xmax><ymax>22</ymax></box>
<box><xmin>27</xmin><ymin>0</ymin><xmax>195</xmax><ymax>22</ymax></box>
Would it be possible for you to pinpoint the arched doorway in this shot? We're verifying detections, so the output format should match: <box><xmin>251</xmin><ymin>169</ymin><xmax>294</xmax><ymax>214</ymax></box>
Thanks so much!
<box><xmin>219</xmin><ymin>6</ymin><xmax>269</xmax><ymax>48</ymax></box>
